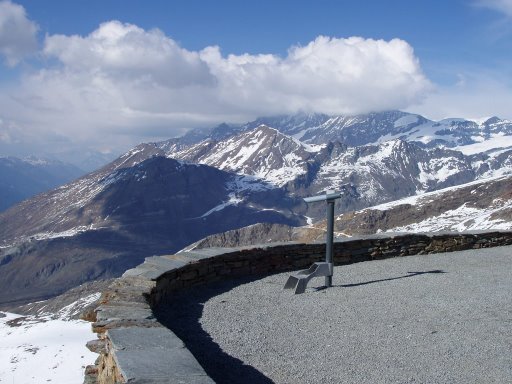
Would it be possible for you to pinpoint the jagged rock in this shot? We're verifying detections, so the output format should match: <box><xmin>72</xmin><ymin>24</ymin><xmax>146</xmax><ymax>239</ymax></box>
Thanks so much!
<box><xmin>86</xmin><ymin>339</ymin><xmax>106</xmax><ymax>354</ymax></box>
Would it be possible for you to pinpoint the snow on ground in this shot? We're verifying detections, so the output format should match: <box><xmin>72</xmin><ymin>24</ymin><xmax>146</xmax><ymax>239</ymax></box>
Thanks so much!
<box><xmin>371</xmin><ymin>117</ymin><xmax>512</xmax><ymax>156</ymax></box>
<box><xmin>359</xmin><ymin>175</ymin><xmax>512</xmax><ymax>233</ymax></box>
<box><xmin>393</xmin><ymin>114</ymin><xmax>419</xmax><ymax>127</ymax></box>
<box><xmin>30</xmin><ymin>225</ymin><xmax>98</xmax><ymax>242</ymax></box>
<box><xmin>1</xmin><ymin>225</ymin><xmax>106</xmax><ymax>249</ymax></box>
<box><xmin>21</xmin><ymin>157</ymin><xmax>50</xmax><ymax>166</ymax></box>
<box><xmin>386</xmin><ymin>202</ymin><xmax>512</xmax><ymax>233</ymax></box>
<box><xmin>54</xmin><ymin>293</ymin><xmax>101</xmax><ymax>320</ymax></box>
<box><xmin>199</xmin><ymin>193</ymin><xmax>243</xmax><ymax>218</ymax></box>
<box><xmin>372</xmin><ymin>119</ymin><xmax>460</xmax><ymax>146</ymax></box>
<box><xmin>0</xmin><ymin>312</ymin><xmax>96</xmax><ymax>384</ymax></box>
<box><xmin>371</xmin><ymin>175</ymin><xmax>510</xmax><ymax>211</ymax></box>
<box><xmin>304</xmin><ymin>216</ymin><xmax>314</xmax><ymax>226</ymax></box>
<box><xmin>227</xmin><ymin>175</ymin><xmax>272</xmax><ymax>193</ymax></box>
<box><xmin>289</xmin><ymin>135</ymin><xmax>324</xmax><ymax>153</ymax></box>
<box><xmin>171</xmin><ymin>126</ymin><xmax>318</xmax><ymax>187</ymax></box>
<box><xmin>454</xmin><ymin>134</ymin><xmax>512</xmax><ymax>155</ymax></box>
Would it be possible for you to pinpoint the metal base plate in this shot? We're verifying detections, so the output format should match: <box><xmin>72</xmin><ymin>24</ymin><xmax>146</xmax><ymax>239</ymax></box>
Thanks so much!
<box><xmin>284</xmin><ymin>262</ymin><xmax>333</xmax><ymax>294</ymax></box>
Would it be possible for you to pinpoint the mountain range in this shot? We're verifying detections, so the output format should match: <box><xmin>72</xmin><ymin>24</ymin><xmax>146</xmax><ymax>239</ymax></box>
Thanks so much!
<box><xmin>185</xmin><ymin>175</ymin><xmax>512</xmax><ymax>249</ymax></box>
<box><xmin>0</xmin><ymin>155</ymin><xmax>303</xmax><ymax>306</ymax></box>
<box><xmin>145</xmin><ymin>112</ymin><xmax>512</xmax><ymax>215</ymax></box>
<box><xmin>0</xmin><ymin>156</ymin><xmax>84</xmax><ymax>212</ymax></box>
<box><xmin>1</xmin><ymin>110</ymin><xmax>512</xmax><ymax>306</ymax></box>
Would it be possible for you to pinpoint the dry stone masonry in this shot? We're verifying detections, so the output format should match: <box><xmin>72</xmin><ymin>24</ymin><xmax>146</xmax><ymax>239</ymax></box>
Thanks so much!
<box><xmin>84</xmin><ymin>231</ymin><xmax>512</xmax><ymax>383</ymax></box>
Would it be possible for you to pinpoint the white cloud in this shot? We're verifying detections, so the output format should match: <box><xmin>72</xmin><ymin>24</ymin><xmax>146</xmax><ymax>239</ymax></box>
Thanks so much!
<box><xmin>0</xmin><ymin>0</ymin><xmax>38</xmax><ymax>66</ymax></box>
<box><xmin>474</xmin><ymin>0</ymin><xmax>512</xmax><ymax>17</ymax></box>
<box><xmin>0</xmin><ymin>21</ymin><xmax>432</xmax><ymax>157</ymax></box>
<box><xmin>43</xmin><ymin>21</ymin><xmax>214</xmax><ymax>88</ymax></box>
<box><xmin>201</xmin><ymin>36</ymin><xmax>431</xmax><ymax>115</ymax></box>
<box><xmin>408</xmin><ymin>71</ymin><xmax>512</xmax><ymax>121</ymax></box>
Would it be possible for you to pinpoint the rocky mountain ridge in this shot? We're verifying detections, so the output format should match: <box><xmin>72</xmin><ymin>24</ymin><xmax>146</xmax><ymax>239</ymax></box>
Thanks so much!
<box><xmin>187</xmin><ymin>175</ymin><xmax>512</xmax><ymax>248</ymax></box>
<box><xmin>159</xmin><ymin>122</ymin><xmax>512</xmax><ymax>215</ymax></box>
<box><xmin>335</xmin><ymin>175</ymin><xmax>512</xmax><ymax>234</ymax></box>
<box><xmin>0</xmin><ymin>156</ymin><xmax>303</xmax><ymax>305</ymax></box>
<box><xmin>1</xmin><ymin>109</ymin><xmax>512</xmax><ymax>305</ymax></box>
<box><xmin>160</xmin><ymin>110</ymin><xmax>512</xmax><ymax>149</ymax></box>
<box><xmin>0</xmin><ymin>156</ymin><xmax>84</xmax><ymax>212</ymax></box>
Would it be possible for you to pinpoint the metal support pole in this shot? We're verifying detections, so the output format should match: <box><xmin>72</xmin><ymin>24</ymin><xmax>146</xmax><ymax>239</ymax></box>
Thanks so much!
<box><xmin>325</xmin><ymin>199</ymin><xmax>335</xmax><ymax>287</ymax></box>
<box><xmin>284</xmin><ymin>190</ymin><xmax>342</xmax><ymax>293</ymax></box>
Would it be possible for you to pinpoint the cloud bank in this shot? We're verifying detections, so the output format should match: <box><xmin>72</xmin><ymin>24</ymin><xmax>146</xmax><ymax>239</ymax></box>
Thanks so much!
<box><xmin>0</xmin><ymin>20</ymin><xmax>432</xmax><ymax>155</ymax></box>
<box><xmin>0</xmin><ymin>0</ymin><xmax>38</xmax><ymax>66</ymax></box>
<box><xmin>408</xmin><ymin>70</ymin><xmax>512</xmax><ymax>121</ymax></box>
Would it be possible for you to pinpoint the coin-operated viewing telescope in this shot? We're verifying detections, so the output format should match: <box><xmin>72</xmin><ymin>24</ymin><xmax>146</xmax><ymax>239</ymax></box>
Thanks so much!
<box><xmin>284</xmin><ymin>190</ymin><xmax>342</xmax><ymax>294</ymax></box>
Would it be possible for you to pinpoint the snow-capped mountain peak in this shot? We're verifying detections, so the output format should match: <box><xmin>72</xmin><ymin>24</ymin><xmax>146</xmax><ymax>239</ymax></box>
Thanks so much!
<box><xmin>168</xmin><ymin>124</ymin><xmax>323</xmax><ymax>186</ymax></box>
<box><xmin>2</xmin><ymin>109</ymin><xmax>512</xmax><ymax>312</ymax></box>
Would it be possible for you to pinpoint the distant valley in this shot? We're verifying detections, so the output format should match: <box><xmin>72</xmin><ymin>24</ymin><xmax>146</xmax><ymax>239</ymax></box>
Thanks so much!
<box><xmin>0</xmin><ymin>157</ymin><xmax>84</xmax><ymax>212</ymax></box>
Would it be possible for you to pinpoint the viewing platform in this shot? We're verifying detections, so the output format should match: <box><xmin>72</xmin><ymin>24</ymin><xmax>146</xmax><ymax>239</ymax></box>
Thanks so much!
<box><xmin>84</xmin><ymin>231</ymin><xmax>512</xmax><ymax>383</ymax></box>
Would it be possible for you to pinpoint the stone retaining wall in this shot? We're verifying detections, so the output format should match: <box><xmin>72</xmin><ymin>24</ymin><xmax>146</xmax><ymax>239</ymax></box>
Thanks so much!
<box><xmin>84</xmin><ymin>231</ymin><xmax>512</xmax><ymax>383</ymax></box>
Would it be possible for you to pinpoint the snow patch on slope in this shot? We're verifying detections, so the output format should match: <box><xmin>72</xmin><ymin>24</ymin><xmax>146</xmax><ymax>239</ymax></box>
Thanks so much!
<box><xmin>30</xmin><ymin>225</ymin><xmax>99</xmax><ymax>241</ymax></box>
<box><xmin>455</xmin><ymin>134</ymin><xmax>512</xmax><ymax>155</ymax></box>
<box><xmin>388</xmin><ymin>202</ymin><xmax>511</xmax><ymax>232</ymax></box>
<box><xmin>0</xmin><ymin>311</ymin><xmax>96</xmax><ymax>384</ymax></box>
<box><xmin>54</xmin><ymin>293</ymin><xmax>101</xmax><ymax>320</ymax></box>
<box><xmin>371</xmin><ymin>176</ymin><xmax>508</xmax><ymax>211</ymax></box>
<box><xmin>227</xmin><ymin>175</ymin><xmax>273</xmax><ymax>193</ymax></box>
<box><xmin>169</xmin><ymin>125</ymin><xmax>319</xmax><ymax>187</ymax></box>
<box><xmin>1</xmin><ymin>225</ymin><xmax>106</xmax><ymax>249</ymax></box>
<box><xmin>314</xmin><ymin>140</ymin><xmax>404</xmax><ymax>196</ymax></box>
<box><xmin>360</xmin><ymin>175</ymin><xmax>512</xmax><ymax>233</ymax></box>
<box><xmin>394</xmin><ymin>114</ymin><xmax>419</xmax><ymax>127</ymax></box>
<box><xmin>200</xmin><ymin>193</ymin><xmax>243</xmax><ymax>218</ymax></box>
<box><xmin>423</xmin><ymin>157</ymin><xmax>462</xmax><ymax>183</ymax></box>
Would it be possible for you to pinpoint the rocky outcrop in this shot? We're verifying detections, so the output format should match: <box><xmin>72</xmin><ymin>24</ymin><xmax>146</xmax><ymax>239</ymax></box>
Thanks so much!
<box><xmin>182</xmin><ymin>222</ymin><xmax>326</xmax><ymax>250</ymax></box>
<box><xmin>1</xmin><ymin>279</ymin><xmax>114</xmax><ymax>317</ymax></box>
<box><xmin>181</xmin><ymin>176</ymin><xmax>512</xmax><ymax>249</ymax></box>
<box><xmin>335</xmin><ymin>176</ymin><xmax>512</xmax><ymax>234</ymax></box>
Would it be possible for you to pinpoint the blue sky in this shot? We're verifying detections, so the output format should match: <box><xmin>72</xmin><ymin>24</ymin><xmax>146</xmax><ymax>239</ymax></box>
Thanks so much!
<box><xmin>1</xmin><ymin>0</ymin><xmax>512</xmax><ymax>159</ymax></box>
<box><xmin>12</xmin><ymin>0</ymin><xmax>512</xmax><ymax>82</ymax></box>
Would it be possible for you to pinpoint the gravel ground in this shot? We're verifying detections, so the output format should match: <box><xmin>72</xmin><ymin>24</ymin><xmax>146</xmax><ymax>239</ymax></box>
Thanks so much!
<box><xmin>157</xmin><ymin>246</ymin><xmax>512</xmax><ymax>384</ymax></box>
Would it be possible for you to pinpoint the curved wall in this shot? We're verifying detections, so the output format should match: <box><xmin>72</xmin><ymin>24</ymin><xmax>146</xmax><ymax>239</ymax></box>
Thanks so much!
<box><xmin>84</xmin><ymin>231</ymin><xmax>512</xmax><ymax>383</ymax></box>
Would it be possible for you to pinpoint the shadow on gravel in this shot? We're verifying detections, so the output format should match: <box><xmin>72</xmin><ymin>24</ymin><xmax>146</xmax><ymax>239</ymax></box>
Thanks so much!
<box><xmin>311</xmin><ymin>270</ymin><xmax>447</xmax><ymax>291</ymax></box>
<box><xmin>154</xmin><ymin>275</ymin><xmax>275</xmax><ymax>384</ymax></box>
<box><xmin>154</xmin><ymin>270</ymin><xmax>446</xmax><ymax>382</ymax></box>
<box><xmin>338</xmin><ymin>269</ymin><xmax>446</xmax><ymax>288</ymax></box>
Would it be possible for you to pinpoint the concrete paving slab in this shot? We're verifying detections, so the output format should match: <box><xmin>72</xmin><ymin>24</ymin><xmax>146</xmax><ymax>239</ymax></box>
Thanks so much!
<box><xmin>95</xmin><ymin>305</ymin><xmax>154</xmax><ymax>321</ymax></box>
<box><xmin>108</xmin><ymin>327</ymin><xmax>184</xmax><ymax>350</ymax></box>
<box><xmin>144</xmin><ymin>256</ymin><xmax>188</xmax><ymax>270</ymax></box>
<box><xmin>109</xmin><ymin>327</ymin><xmax>214</xmax><ymax>383</ymax></box>
<box><xmin>122</xmin><ymin>264</ymin><xmax>159</xmax><ymax>278</ymax></box>
<box><xmin>114</xmin><ymin>348</ymin><xmax>213</xmax><ymax>382</ymax></box>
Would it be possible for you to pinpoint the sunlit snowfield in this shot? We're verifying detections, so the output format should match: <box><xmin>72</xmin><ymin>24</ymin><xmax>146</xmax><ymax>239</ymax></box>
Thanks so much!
<box><xmin>0</xmin><ymin>312</ymin><xmax>97</xmax><ymax>384</ymax></box>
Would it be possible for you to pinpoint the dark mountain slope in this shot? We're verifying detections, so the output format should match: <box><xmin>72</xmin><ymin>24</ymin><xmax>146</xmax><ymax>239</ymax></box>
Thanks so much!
<box><xmin>0</xmin><ymin>156</ymin><xmax>304</xmax><ymax>306</ymax></box>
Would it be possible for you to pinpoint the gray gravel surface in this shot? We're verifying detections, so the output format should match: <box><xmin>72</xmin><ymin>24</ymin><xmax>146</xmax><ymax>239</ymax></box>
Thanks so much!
<box><xmin>158</xmin><ymin>246</ymin><xmax>512</xmax><ymax>384</ymax></box>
